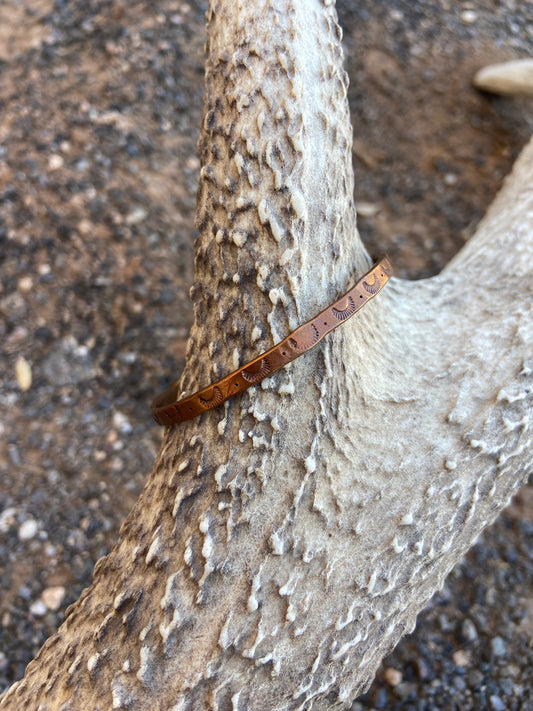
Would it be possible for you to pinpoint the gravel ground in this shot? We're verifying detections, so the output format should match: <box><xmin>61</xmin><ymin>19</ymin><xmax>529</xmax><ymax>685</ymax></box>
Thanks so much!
<box><xmin>0</xmin><ymin>1</ymin><xmax>532</xmax><ymax>708</ymax></box>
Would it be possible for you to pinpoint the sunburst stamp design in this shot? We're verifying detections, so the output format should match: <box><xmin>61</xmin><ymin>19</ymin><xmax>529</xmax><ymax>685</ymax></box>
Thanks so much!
<box><xmin>242</xmin><ymin>357</ymin><xmax>271</xmax><ymax>383</ymax></box>
<box><xmin>363</xmin><ymin>274</ymin><xmax>381</xmax><ymax>294</ymax></box>
<box><xmin>198</xmin><ymin>386</ymin><xmax>224</xmax><ymax>409</ymax></box>
<box><xmin>332</xmin><ymin>295</ymin><xmax>356</xmax><ymax>321</ymax></box>
<box><xmin>288</xmin><ymin>323</ymin><xmax>320</xmax><ymax>351</ymax></box>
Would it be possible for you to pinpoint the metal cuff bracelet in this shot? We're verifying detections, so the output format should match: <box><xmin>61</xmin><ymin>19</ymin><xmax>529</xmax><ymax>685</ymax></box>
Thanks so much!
<box><xmin>151</xmin><ymin>256</ymin><xmax>392</xmax><ymax>426</ymax></box>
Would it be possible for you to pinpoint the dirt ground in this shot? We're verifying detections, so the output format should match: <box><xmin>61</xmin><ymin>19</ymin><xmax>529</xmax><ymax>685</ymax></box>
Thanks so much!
<box><xmin>0</xmin><ymin>0</ymin><xmax>532</xmax><ymax>708</ymax></box>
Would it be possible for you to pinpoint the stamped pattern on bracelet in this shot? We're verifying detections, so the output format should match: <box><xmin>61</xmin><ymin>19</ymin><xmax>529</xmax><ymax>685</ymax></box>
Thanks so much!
<box><xmin>199</xmin><ymin>386</ymin><xmax>224</xmax><ymax>409</ymax></box>
<box><xmin>289</xmin><ymin>323</ymin><xmax>320</xmax><ymax>352</ymax></box>
<box><xmin>363</xmin><ymin>274</ymin><xmax>381</xmax><ymax>294</ymax></box>
<box><xmin>332</xmin><ymin>295</ymin><xmax>357</xmax><ymax>321</ymax></box>
<box><xmin>242</xmin><ymin>357</ymin><xmax>271</xmax><ymax>383</ymax></box>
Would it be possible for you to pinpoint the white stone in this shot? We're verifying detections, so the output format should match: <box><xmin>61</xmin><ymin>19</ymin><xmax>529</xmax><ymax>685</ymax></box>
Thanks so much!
<box><xmin>355</xmin><ymin>201</ymin><xmax>381</xmax><ymax>217</ymax></box>
<box><xmin>125</xmin><ymin>207</ymin><xmax>148</xmax><ymax>225</ymax></box>
<box><xmin>0</xmin><ymin>508</ymin><xmax>17</xmax><ymax>533</ymax></box>
<box><xmin>460</xmin><ymin>10</ymin><xmax>477</xmax><ymax>23</ymax></box>
<box><xmin>112</xmin><ymin>411</ymin><xmax>132</xmax><ymax>434</ymax></box>
<box><xmin>48</xmin><ymin>154</ymin><xmax>64</xmax><ymax>170</ymax></box>
<box><xmin>42</xmin><ymin>586</ymin><xmax>66</xmax><ymax>611</ymax></box>
<box><xmin>474</xmin><ymin>59</ymin><xmax>533</xmax><ymax>97</ymax></box>
<box><xmin>15</xmin><ymin>357</ymin><xmax>32</xmax><ymax>392</ymax></box>
<box><xmin>384</xmin><ymin>667</ymin><xmax>403</xmax><ymax>686</ymax></box>
<box><xmin>453</xmin><ymin>649</ymin><xmax>470</xmax><ymax>667</ymax></box>
<box><xmin>18</xmin><ymin>519</ymin><xmax>38</xmax><ymax>541</ymax></box>
<box><xmin>29</xmin><ymin>599</ymin><xmax>47</xmax><ymax>617</ymax></box>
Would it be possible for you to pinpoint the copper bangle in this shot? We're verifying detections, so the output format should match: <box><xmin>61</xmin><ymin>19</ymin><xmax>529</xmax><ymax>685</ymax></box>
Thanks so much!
<box><xmin>151</xmin><ymin>256</ymin><xmax>392</xmax><ymax>426</ymax></box>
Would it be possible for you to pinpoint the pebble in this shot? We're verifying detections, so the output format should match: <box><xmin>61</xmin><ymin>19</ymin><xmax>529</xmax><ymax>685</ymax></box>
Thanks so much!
<box><xmin>15</xmin><ymin>356</ymin><xmax>32</xmax><ymax>392</ymax></box>
<box><xmin>500</xmin><ymin>678</ymin><xmax>514</xmax><ymax>696</ymax></box>
<box><xmin>460</xmin><ymin>10</ymin><xmax>477</xmax><ymax>23</ymax></box>
<box><xmin>454</xmin><ymin>675</ymin><xmax>467</xmax><ymax>690</ymax></box>
<box><xmin>355</xmin><ymin>201</ymin><xmax>382</xmax><ymax>218</ymax></box>
<box><xmin>17</xmin><ymin>276</ymin><xmax>33</xmax><ymax>292</ymax></box>
<box><xmin>48</xmin><ymin>154</ymin><xmax>64</xmax><ymax>170</ymax></box>
<box><xmin>372</xmin><ymin>687</ymin><xmax>388</xmax><ymax>709</ymax></box>
<box><xmin>467</xmin><ymin>669</ymin><xmax>484</xmax><ymax>688</ymax></box>
<box><xmin>474</xmin><ymin>59</ymin><xmax>533</xmax><ymax>97</ymax></box>
<box><xmin>0</xmin><ymin>508</ymin><xmax>17</xmax><ymax>533</ymax></box>
<box><xmin>18</xmin><ymin>519</ymin><xmax>38</xmax><ymax>541</ymax></box>
<box><xmin>29</xmin><ymin>600</ymin><xmax>47</xmax><ymax>617</ymax></box>
<box><xmin>125</xmin><ymin>206</ymin><xmax>147</xmax><ymax>225</ymax></box>
<box><xmin>453</xmin><ymin>649</ymin><xmax>470</xmax><ymax>668</ymax></box>
<box><xmin>77</xmin><ymin>218</ymin><xmax>93</xmax><ymax>235</ymax></box>
<box><xmin>462</xmin><ymin>618</ymin><xmax>478</xmax><ymax>642</ymax></box>
<box><xmin>383</xmin><ymin>667</ymin><xmax>402</xmax><ymax>686</ymax></box>
<box><xmin>491</xmin><ymin>636</ymin><xmax>507</xmax><ymax>658</ymax></box>
<box><xmin>489</xmin><ymin>695</ymin><xmax>507</xmax><ymax>711</ymax></box>
<box><xmin>415</xmin><ymin>656</ymin><xmax>432</xmax><ymax>681</ymax></box>
<box><xmin>444</xmin><ymin>173</ymin><xmax>457</xmax><ymax>186</ymax></box>
<box><xmin>502</xmin><ymin>663</ymin><xmax>519</xmax><ymax>679</ymax></box>
<box><xmin>112</xmin><ymin>411</ymin><xmax>132</xmax><ymax>435</ymax></box>
<box><xmin>41</xmin><ymin>586</ymin><xmax>66</xmax><ymax>611</ymax></box>
<box><xmin>439</xmin><ymin>613</ymin><xmax>453</xmax><ymax>631</ymax></box>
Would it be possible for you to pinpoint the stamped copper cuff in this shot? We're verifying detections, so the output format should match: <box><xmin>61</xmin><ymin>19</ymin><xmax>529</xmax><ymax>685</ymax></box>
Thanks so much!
<box><xmin>151</xmin><ymin>256</ymin><xmax>392</xmax><ymax>426</ymax></box>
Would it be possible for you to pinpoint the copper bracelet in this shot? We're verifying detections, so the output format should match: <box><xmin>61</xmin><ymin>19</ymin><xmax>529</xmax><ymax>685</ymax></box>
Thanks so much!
<box><xmin>151</xmin><ymin>256</ymin><xmax>392</xmax><ymax>426</ymax></box>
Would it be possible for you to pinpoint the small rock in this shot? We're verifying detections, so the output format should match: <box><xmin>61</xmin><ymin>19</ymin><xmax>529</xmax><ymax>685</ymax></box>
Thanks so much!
<box><xmin>461</xmin><ymin>10</ymin><xmax>477</xmax><ymax>23</ymax></box>
<box><xmin>462</xmin><ymin>618</ymin><xmax>478</xmax><ymax>642</ymax></box>
<box><xmin>501</xmin><ymin>663</ymin><xmax>519</xmax><ymax>679</ymax></box>
<box><xmin>439</xmin><ymin>613</ymin><xmax>453</xmax><ymax>631</ymax></box>
<box><xmin>17</xmin><ymin>276</ymin><xmax>33</xmax><ymax>292</ymax></box>
<box><xmin>41</xmin><ymin>586</ymin><xmax>66</xmax><ymax>611</ymax></box>
<box><xmin>48</xmin><ymin>154</ymin><xmax>64</xmax><ymax>170</ymax></box>
<box><xmin>491</xmin><ymin>636</ymin><xmax>507</xmax><ymax>658</ymax></box>
<box><xmin>77</xmin><ymin>219</ymin><xmax>93</xmax><ymax>235</ymax></box>
<box><xmin>499</xmin><ymin>678</ymin><xmax>514</xmax><ymax>696</ymax></box>
<box><xmin>467</xmin><ymin>669</ymin><xmax>484</xmax><ymax>689</ymax></box>
<box><xmin>372</xmin><ymin>687</ymin><xmax>388</xmax><ymax>709</ymax></box>
<box><xmin>454</xmin><ymin>675</ymin><xmax>467</xmax><ymax>691</ymax></box>
<box><xmin>29</xmin><ymin>599</ymin><xmax>47</xmax><ymax>617</ymax></box>
<box><xmin>0</xmin><ymin>508</ymin><xmax>17</xmax><ymax>533</ymax></box>
<box><xmin>112</xmin><ymin>410</ymin><xmax>132</xmax><ymax>434</ymax></box>
<box><xmin>125</xmin><ymin>206</ymin><xmax>147</xmax><ymax>225</ymax></box>
<box><xmin>18</xmin><ymin>519</ymin><xmax>38</xmax><ymax>541</ymax></box>
<box><xmin>474</xmin><ymin>59</ymin><xmax>533</xmax><ymax>97</ymax></box>
<box><xmin>383</xmin><ymin>667</ymin><xmax>402</xmax><ymax>686</ymax></box>
<box><xmin>453</xmin><ymin>649</ymin><xmax>470</xmax><ymax>668</ymax></box>
<box><xmin>186</xmin><ymin>156</ymin><xmax>200</xmax><ymax>171</ymax></box>
<box><xmin>8</xmin><ymin>444</ymin><xmax>21</xmax><ymax>466</ymax></box>
<box><xmin>15</xmin><ymin>356</ymin><xmax>32</xmax><ymax>391</ymax></box>
<box><xmin>415</xmin><ymin>656</ymin><xmax>432</xmax><ymax>681</ymax></box>
<box><xmin>486</xmin><ymin>587</ymin><xmax>497</xmax><ymax>605</ymax></box>
<box><xmin>489</xmin><ymin>695</ymin><xmax>506</xmax><ymax>711</ymax></box>
<box><xmin>394</xmin><ymin>681</ymin><xmax>417</xmax><ymax>700</ymax></box>
<box><xmin>355</xmin><ymin>201</ymin><xmax>382</xmax><ymax>218</ymax></box>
